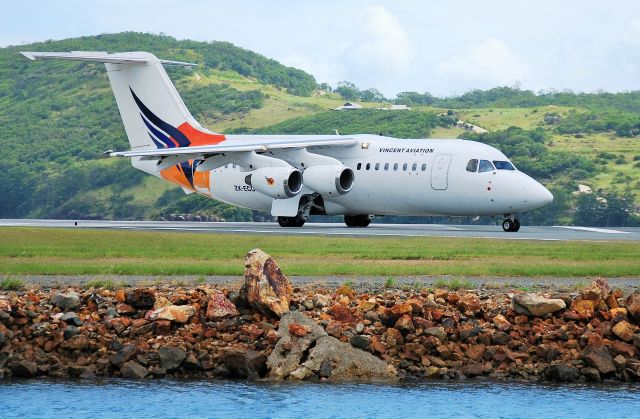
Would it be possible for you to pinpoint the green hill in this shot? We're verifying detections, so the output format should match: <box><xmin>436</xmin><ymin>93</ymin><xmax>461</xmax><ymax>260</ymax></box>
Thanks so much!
<box><xmin>0</xmin><ymin>32</ymin><xmax>638</xmax><ymax>226</ymax></box>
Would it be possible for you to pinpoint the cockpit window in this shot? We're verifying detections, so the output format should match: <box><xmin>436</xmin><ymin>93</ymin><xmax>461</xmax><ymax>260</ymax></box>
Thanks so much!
<box><xmin>466</xmin><ymin>159</ymin><xmax>478</xmax><ymax>172</ymax></box>
<box><xmin>478</xmin><ymin>160</ymin><xmax>495</xmax><ymax>173</ymax></box>
<box><xmin>493</xmin><ymin>160</ymin><xmax>515</xmax><ymax>170</ymax></box>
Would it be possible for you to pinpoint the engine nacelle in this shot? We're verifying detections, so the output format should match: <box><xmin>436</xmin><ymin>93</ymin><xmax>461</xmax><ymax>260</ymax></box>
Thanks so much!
<box><xmin>302</xmin><ymin>165</ymin><xmax>354</xmax><ymax>196</ymax></box>
<box><xmin>244</xmin><ymin>167</ymin><xmax>303</xmax><ymax>199</ymax></box>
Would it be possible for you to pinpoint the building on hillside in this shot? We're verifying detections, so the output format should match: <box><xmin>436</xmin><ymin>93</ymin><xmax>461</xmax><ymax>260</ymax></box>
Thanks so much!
<box><xmin>389</xmin><ymin>104</ymin><xmax>411</xmax><ymax>110</ymax></box>
<box><xmin>334</xmin><ymin>102</ymin><xmax>363</xmax><ymax>110</ymax></box>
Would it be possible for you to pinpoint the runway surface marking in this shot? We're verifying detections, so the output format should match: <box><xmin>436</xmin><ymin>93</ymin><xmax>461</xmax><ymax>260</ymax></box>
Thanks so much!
<box><xmin>555</xmin><ymin>226</ymin><xmax>630</xmax><ymax>234</ymax></box>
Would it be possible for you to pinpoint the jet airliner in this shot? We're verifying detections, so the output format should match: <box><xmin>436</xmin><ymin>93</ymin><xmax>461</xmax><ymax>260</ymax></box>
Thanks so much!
<box><xmin>21</xmin><ymin>51</ymin><xmax>553</xmax><ymax>231</ymax></box>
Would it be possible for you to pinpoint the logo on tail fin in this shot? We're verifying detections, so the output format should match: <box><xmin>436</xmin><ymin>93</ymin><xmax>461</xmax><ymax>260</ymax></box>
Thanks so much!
<box><xmin>130</xmin><ymin>88</ymin><xmax>224</xmax><ymax>191</ymax></box>
<box><xmin>130</xmin><ymin>87</ymin><xmax>225</xmax><ymax>149</ymax></box>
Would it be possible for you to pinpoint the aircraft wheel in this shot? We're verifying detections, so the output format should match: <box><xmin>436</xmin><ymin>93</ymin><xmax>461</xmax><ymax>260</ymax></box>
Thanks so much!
<box><xmin>277</xmin><ymin>216</ymin><xmax>292</xmax><ymax>227</ymax></box>
<box><xmin>502</xmin><ymin>218</ymin><xmax>517</xmax><ymax>232</ymax></box>
<box><xmin>513</xmin><ymin>218</ymin><xmax>521</xmax><ymax>232</ymax></box>
<box><xmin>344</xmin><ymin>214</ymin><xmax>371</xmax><ymax>228</ymax></box>
<box><xmin>277</xmin><ymin>215</ymin><xmax>305</xmax><ymax>228</ymax></box>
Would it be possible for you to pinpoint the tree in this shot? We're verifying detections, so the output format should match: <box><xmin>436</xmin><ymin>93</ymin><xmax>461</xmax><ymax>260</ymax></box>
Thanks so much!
<box><xmin>334</xmin><ymin>81</ymin><xmax>360</xmax><ymax>101</ymax></box>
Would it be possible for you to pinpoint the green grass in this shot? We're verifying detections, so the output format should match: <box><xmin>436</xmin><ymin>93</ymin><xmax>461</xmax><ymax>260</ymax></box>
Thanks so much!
<box><xmin>384</xmin><ymin>277</ymin><xmax>396</xmax><ymax>288</ymax></box>
<box><xmin>433</xmin><ymin>278</ymin><xmax>475</xmax><ymax>291</ymax></box>
<box><xmin>0</xmin><ymin>228</ymin><xmax>639</xmax><ymax>277</ymax></box>
<box><xmin>0</xmin><ymin>277</ymin><xmax>24</xmax><ymax>290</ymax></box>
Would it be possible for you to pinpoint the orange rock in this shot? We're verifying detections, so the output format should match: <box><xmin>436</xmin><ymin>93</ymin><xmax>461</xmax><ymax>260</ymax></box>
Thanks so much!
<box><xmin>610</xmin><ymin>307</ymin><xmax>627</xmax><ymax>323</ymax></box>
<box><xmin>465</xmin><ymin>343</ymin><xmax>486</xmax><ymax>361</ymax></box>
<box><xmin>370</xmin><ymin>335</ymin><xmax>387</xmax><ymax>354</ymax></box>
<box><xmin>447</xmin><ymin>293</ymin><xmax>461</xmax><ymax>305</ymax></box>
<box><xmin>406</xmin><ymin>298</ymin><xmax>424</xmax><ymax>314</ymax></box>
<box><xmin>386</xmin><ymin>327</ymin><xmax>404</xmax><ymax>346</ymax></box>
<box><xmin>390</xmin><ymin>302</ymin><xmax>412</xmax><ymax>316</ymax></box>
<box><xmin>336</xmin><ymin>284</ymin><xmax>355</xmax><ymax>298</ymax></box>
<box><xmin>357</xmin><ymin>299</ymin><xmax>377</xmax><ymax>311</ymax></box>
<box><xmin>570</xmin><ymin>299</ymin><xmax>597</xmax><ymax>318</ymax></box>
<box><xmin>458</xmin><ymin>293</ymin><xmax>481</xmax><ymax>316</ymax></box>
<box><xmin>493</xmin><ymin>314</ymin><xmax>512</xmax><ymax>331</ymax></box>
<box><xmin>394</xmin><ymin>314</ymin><xmax>415</xmax><ymax>335</ymax></box>
<box><xmin>612</xmin><ymin>320</ymin><xmax>635</xmax><ymax>342</ymax></box>
<box><xmin>329</xmin><ymin>303</ymin><xmax>356</xmax><ymax>323</ymax></box>
<box><xmin>288</xmin><ymin>322</ymin><xmax>311</xmax><ymax>337</ymax></box>
<box><xmin>114</xmin><ymin>289</ymin><xmax>126</xmax><ymax>303</ymax></box>
<box><xmin>241</xmin><ymin>249</ymin><xmax>293</xmax><ymax>318</ymax></box>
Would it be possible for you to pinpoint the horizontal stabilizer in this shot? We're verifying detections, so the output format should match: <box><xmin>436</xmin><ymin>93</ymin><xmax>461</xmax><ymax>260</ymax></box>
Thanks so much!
<box><xmin>20</xmin><ymin>51</ymin><xmax>197</xmax><ymax>67</ymax></box>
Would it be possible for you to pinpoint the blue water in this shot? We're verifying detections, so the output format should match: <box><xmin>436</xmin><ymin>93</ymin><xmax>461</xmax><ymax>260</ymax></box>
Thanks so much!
<box><xmin>1</xmin><ymin>380</ymin><xmax>639</xmax><ymax>418</ymax></box>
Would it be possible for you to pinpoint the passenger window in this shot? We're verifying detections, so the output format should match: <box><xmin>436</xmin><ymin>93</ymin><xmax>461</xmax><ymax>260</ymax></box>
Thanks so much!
<box><xmin>366</xmin><ymin>163</ymin><xmax>371</xmax><ymax>170</ymax></box>
<box><xmin>402</xmin><ymin>163</ymin><xmax>408</xmax><ymax>171</ymax></box>
<box><xmin>384</xmin><ymin>163</ymin><xmax>389</xmax><ymax>171</ymax></box>
<box><xmin>411</xmin><ymin>163</ymin><xmax>417</xmax><ymax>171</ymax></box>
<box><xmin>375</xmin><ymin>163</ymin><xmax>380</xmax><ymax>170</ymax></box>
<box><xmin>478</xmin><ymin>160</ymin><xmax>495</xmax><ymax>173</ymax></box>
<box><xmin>466</xmin><ymin>159</ymin><xmax>478</xmax><ymax>172</ymax></box>
<box><xmin>421</xmin><ymin>163</ymin><xmax>427</xmax><ymax>171</ymax></box>
<box><xmin>493</xmin><ymin>160</ymin><xmax>515</xmax><ymax>170</ymax></box>
<box><xmin>357</xmin><ymin>163</ymin><xmax>362</xmax><ymax>170</ymax></box>
<box><xmin>393</xmin><ymin>163</ymin><xmax>398</xmax><ymax>171</ymax></box>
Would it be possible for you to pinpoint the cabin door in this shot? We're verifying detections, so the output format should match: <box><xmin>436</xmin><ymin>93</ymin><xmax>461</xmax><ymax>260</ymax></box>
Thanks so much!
<box><xmin>430</xmin><ymin>154</ymin><xmax>451</xmax><ymax>190</ymax></box>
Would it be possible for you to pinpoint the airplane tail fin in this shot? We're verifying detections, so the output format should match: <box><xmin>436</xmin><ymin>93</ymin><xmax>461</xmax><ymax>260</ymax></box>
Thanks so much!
<box><xmin>20</xmin><ymin>51</ymin><xmax>225</xmax><ymax>153</ymax></box>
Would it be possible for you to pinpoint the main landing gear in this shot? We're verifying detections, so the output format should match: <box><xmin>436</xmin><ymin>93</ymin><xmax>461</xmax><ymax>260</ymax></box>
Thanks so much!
<box><xmin>502</xmin><ymin>217</ymin><xmax>521</xmax><ymax>232</ymax></box>
<box><xmin>344</xmin><ymin>214</ymin><xmax>372</xmax><ymax>228</ymax></box>
<box><xmin>277</xmin><ymin>214</ymin><xmax>306</xmax><ymax>228</ymax></box>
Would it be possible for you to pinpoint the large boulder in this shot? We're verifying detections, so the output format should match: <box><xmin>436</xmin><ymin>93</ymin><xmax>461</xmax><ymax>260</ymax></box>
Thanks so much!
<box><xmin>121</xmin><ymin>361</ymin><xmax>148</xmax><ymax>379</ymax></box>
<box><xmin>146</xmin><ymin>305</ymin><xmax>195</xmax><ymax>324</ymax></box>
<box><xmin>51</xmin><ymin>292</ymin><xmax>80</xmax><ymax>311</ymax></box>
<box><xmin>206</xmin><ymin>291</ymin><xmax>239</xmax><ymax>320</ymax></box>
<box><xmin>267</xmin><ymin>311</ymin><xmax>327</xmax><ymax>379</ymax></box>
<box><xmin>267</xmin><ymin>312</ymin><xmax>395</xmax><ymax>381</ymax></box>
<box><xmin>109</xmin><ymin>344</ymin><xmax>138</xmax><ymax>368</ymax></box>
<box><xmin>8</xmin><ymin>359</ymin><xmax>38</xmax><ymax>378</ymax></box>
<box><xmin>240</xmin><ymin>249</ymin><xmax>292</xmax><ymax>318</ymax></box>
<box><xmin>158</xmin><ymin>346</ymin><xmax>187</xmax><ymax>371</ymax></box>
<box><xmin>513</xmin><ymin>293</ymin><xmax>566</xmax><ymax>316</ymax></box>
<box><xmin>582</xmin><ymin>343</ymin><xmax>615</xmax><ymax>375</ymax></box>
<box><xmin>221</xmin><ymin>349</ymin><xmax>267</xmax><ymax>379</ymax></box>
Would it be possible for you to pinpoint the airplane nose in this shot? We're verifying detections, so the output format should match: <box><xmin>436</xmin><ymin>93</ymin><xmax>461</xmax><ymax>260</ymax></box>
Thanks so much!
<box><xmin>530</xmin><ymin>182</ymin><xmax>553</xmax><ymax>208</ymax></box>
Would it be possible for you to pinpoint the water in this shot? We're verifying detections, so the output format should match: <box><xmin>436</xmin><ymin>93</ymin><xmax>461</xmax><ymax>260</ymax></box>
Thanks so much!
<box><xmin>1</xmin><ymin>380</ymin><xmax>639</xmax><ymax>418</ymax></box>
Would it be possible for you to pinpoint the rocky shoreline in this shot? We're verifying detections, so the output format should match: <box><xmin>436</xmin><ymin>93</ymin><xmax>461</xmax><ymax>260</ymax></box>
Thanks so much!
<box><xmin>1</xmin><ymin>249</ymin><xmax>640</xmax><ymax>383</ymax></box>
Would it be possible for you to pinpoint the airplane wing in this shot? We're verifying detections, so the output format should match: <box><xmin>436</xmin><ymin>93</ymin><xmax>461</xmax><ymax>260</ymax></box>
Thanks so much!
<box><xmin>109</xmin><ymin>136</ymin><xmax>358</xmax><ymax>158</ymax></box>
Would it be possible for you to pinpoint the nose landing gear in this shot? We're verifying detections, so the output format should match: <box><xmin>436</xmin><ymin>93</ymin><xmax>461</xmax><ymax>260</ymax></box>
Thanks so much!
<box><xmin>502</xmin><ymin>217</ymin><xmax>521</xmax><ymax>232</ymax></box>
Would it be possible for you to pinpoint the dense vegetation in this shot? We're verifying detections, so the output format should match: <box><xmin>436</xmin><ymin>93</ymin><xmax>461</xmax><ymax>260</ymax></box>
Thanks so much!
<box><xmin>234</xmin><ymin>109</ymin><xmax>444</xmax><ymax>138</ymax></box>
<box><xmin>394</xmin><ymin>86</ymin><xmax>640</xmax><ymax>113</ymax></box>
<box><xmin>0</xmin><ymin>33</ymin><xmax>638</xmax><ymax>225</ymax></box>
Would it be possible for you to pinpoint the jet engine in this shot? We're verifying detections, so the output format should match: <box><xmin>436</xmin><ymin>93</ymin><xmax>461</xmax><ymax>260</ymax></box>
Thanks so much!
<box><xmin>244</xmin><ymin>167</ymin><xmax>303</xmax><ymax>199</ymax></box>
<box><xmin>302</xmin><ymin>165</ymin><xmax>354</xmax><ymax>196</ymax></box>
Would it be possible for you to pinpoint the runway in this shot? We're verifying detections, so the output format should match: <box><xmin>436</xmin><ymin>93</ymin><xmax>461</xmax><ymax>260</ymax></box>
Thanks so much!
<box><xmin>1</xmin><ymin>219</ymin><xmax>639</xmax><ymax>241</ymax></box>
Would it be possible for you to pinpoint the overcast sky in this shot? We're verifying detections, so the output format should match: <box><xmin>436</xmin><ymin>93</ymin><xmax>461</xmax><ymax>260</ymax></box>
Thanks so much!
<box><xmin>2</xmin><ymin>0</ymin><xmax>640</xmax><ymax>97</ymax></box>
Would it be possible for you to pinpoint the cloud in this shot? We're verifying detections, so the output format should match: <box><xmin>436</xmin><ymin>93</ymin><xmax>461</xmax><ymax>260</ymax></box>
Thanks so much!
<box><xmin>436</xmin><ymin>38</ymin><xmax>529</xmax><ymax>89</ymax></box>
<box><xmin>347</xmin><ymin>5</ymin><xmax>412</xmax><ymax>74</ymax></box>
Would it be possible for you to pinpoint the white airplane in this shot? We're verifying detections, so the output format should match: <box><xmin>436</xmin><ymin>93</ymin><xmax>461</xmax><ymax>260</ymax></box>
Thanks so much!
<box><xmin>21</xmin><ymin>51</ymin><xmax>553</xmax><ymax>232</ymax></box>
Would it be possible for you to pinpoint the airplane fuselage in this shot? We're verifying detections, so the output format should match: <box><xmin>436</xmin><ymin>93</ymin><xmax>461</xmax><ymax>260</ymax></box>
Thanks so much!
<box><xmin>193</xmin><ymin>135</ymin><xmax>552</xmax><ymax>217</ymax></box>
